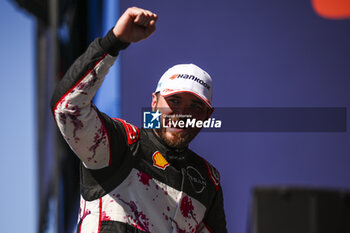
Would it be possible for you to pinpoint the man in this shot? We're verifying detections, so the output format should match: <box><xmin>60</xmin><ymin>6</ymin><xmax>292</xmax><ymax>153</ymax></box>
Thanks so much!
<box><xmin>51</xmin><ymin>6</ymin><xmax>227</xmax><ymax>233</ymax></box>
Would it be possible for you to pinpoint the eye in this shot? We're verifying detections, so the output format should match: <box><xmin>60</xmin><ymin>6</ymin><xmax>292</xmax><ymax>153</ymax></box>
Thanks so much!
<box><xmin>190</xmin><ymin>103</ymin><xmax>204</xmax><ymax>111</ymax></box>
<box><xmin>168</xmin><ymin>98</ymin><xmax>180</xmax><ymax>105</ymax></box>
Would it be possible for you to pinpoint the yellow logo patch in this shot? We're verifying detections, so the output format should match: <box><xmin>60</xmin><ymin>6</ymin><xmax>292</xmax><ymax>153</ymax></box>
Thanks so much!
<box><xmin>152</xmin><ymin>151</ymin><xmax>169</xmax><ymax>170</ymax></box>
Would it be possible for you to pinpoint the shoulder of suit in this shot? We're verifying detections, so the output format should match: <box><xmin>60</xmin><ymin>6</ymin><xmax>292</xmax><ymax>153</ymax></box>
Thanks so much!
<box><xmin>112</xmin><ymin>118</ymin><xmax>140</xmax><ymax>145</ymax></box>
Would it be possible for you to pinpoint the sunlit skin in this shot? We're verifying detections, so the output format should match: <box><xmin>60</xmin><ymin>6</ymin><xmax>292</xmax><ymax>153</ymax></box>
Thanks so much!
<box><xmin>151</xmin><ymin>92</ymin><xmax>213</xmax><ymax>149</ymax></box>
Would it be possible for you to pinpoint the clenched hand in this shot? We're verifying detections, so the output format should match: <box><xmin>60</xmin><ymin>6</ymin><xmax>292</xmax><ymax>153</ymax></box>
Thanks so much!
<box><xmin>113</xmin><ymin>7</ymin><xmax>158</xmax><ymax>43</ymax></box>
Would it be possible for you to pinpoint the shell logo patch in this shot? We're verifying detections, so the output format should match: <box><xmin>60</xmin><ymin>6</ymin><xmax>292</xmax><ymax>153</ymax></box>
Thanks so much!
<box><xmin>152</xmin><ymin>151</ymin><xmax>169</xmax><ymax>170</ymax></box>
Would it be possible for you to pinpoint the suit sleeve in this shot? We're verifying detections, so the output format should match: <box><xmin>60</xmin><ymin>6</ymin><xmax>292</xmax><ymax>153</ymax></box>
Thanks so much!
<box><xmin>50</xmin><ymin>30</ymin><xmax>130</xmax><ymax>170</ymax></box>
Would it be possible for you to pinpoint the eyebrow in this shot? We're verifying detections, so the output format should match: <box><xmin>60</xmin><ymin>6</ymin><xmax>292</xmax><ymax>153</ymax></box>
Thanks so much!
<box><xmin>168</xmin><ymin>95</ymin><xmax>204</xmax><ymax>106</ymax></box>
<box><xmin>191</xmin><ymin>99</ymin><xmax>204</xmax><ymax>106</ymax></box>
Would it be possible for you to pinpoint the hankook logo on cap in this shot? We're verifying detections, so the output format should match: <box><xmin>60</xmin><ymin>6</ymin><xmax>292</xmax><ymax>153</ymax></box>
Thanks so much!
<box><xmin>186</xmin><ymin>166</ymin><xmax>206</xmax><ymax>193</ymax></box>
<box><xmin>169</xmin><ymin>74</ymin><xmax>178</xmax><ymax>80</ymax></box>
<box><xmin>169</xmin><ymin>74</ymin><xmax>211</xmax><ymax>90</ymax></box>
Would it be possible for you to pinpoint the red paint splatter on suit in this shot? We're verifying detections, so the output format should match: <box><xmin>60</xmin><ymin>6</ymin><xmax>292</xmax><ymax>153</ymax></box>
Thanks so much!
<box><xmin>180</xmin><ymin>196</ymin><xmax>194</xmax><ymax>218</ymax></box>
<box><xmin>81</xmin><ymin>209</ymin><xmax>91</xmax><ymax>221</ymax></box>
<box><xmin>116</xmin><ymin>196</ymin><xmax>150</xmax><ymax>232</ymax></box>
<box><xmin>137</xmin><ymin>171</ymin><xmax>152</xmax><ymax>186</ymax></box>
<box><xmin>162</xmin><ymin>214</ymin><xmax>186</xmax><ymax>233</ymax></box>
<box><xmin>77</xmin><ymin>69</ymin><xmax>99</xmax><ymax>91</ymax></box>
<box><xmin>88</xmin><ymin>123</ymin><xmax>107</xmax><ymax>157</ymax></box>
<box><xmin>59</xmin><ymin>112</ymin><xmax>67</xmax><ymax>124</ymax></box>
<box><xmin>63</xmin><ymin>104</ymin><xmax>83</xmax><ymax>138</ymax></box>
<box><xmin>101</xmin><ymin>211</ymin><xmax>111</xmax><ymax>221</ymax></box>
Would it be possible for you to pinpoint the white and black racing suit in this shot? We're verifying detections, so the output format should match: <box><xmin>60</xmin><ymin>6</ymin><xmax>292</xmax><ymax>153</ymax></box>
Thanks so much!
<box><xmin>51</xmin><ymin>29</ymin><xmax>228</xmax><ymax>233</ymax></box>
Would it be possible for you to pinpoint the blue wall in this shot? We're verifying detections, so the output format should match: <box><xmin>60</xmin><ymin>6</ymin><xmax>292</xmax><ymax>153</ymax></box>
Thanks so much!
<box><xmin>119</xmin><ymin>1</ymin><xmax>350</xmax><ymax>232</ymax></box>
<box><xmin>0</xmin><ymin>1</ymin><xmax>36</xmax><ymax>233</ymax></box>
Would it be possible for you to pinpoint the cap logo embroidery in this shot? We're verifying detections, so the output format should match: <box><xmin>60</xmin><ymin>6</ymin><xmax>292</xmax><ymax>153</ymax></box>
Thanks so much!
<box><xmin>152</xmin><ymin>151</ymin><xmax>169</xmax><ymax>170</ymax></box>
<box><xmin>171</xmin><ymin>73</ymin><xmax>211</xmax><ymax>90</ymax></box>
<box><xmin>169</xmin><ymin>74</ymin><xmax>178</xmax><ymax>80</ymax></box>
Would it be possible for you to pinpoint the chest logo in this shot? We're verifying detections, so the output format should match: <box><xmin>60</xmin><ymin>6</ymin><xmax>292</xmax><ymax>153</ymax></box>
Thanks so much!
<box><xmin>186</xmin><ymin>166</ymin><xmax>206</xmax><ymax>193</ymax></box>
<box><xmin>152</xmin><ymin>151</ymin><xmax>169</xmax><ymax>170</ymax></box>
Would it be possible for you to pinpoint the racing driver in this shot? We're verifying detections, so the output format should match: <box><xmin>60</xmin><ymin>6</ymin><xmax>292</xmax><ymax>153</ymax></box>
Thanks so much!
<box><xmin>51</xmin><ymin>6</ymin><xmax>227</xmax><ymax>233</ymax></box>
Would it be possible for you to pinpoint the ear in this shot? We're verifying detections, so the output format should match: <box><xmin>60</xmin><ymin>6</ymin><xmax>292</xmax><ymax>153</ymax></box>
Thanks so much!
<box><xmin>151</xmin><ymin>92</ymin><xmax>158</xmax><ymax>111</ymax></box>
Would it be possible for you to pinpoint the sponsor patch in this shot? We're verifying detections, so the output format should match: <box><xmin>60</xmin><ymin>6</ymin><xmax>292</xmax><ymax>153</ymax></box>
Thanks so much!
<box><xmin>152</xmin><ymin>151</ymin><xmax>169</xmax><ymax>170</ymax></box>
<box><xmin>186</xmin><ymin>166</ymin><xmax>206</xmax><ymax>193</ymax></box>
<box><xmin>113</xmin><ymin>118</ymin><xmax>139</xmax><ymax>145</ymax></box>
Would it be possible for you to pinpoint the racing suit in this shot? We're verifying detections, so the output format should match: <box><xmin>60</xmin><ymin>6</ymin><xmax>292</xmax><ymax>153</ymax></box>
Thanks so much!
<box><xmin>51</xmin><ymin>29</ymin><xmax>228</xmax><ymax>233</ymax></box>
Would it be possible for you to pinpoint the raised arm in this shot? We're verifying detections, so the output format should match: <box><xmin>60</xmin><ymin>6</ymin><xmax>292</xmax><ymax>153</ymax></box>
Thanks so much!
<box><xmin>50</xmin><ymin>7</ymin><xmax>157</xmax><ymax>169</ymax></box>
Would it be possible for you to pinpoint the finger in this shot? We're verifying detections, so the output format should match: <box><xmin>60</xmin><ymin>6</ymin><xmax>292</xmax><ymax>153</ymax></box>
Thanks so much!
<box><xmin>145</xmin><ymin>24</ymin><xmax>156</xmax><ymax>37</ymax></box>
<box><xmin>135</xmin><ymin>14</ymin><xmax>151</xmax><ymax>27</ymax></box>
<box><xmin>144</xmin><ymin>9</ymin><xmax>156</xmax><ymax>19</ymax></box>
<box><xmin>139</xmin><ymin>13</ymin><xmax>149</xmax><ymax>27</ymax></box>
<box><xmin>143</xmin><ymin>13</ymin><xmax>158</xmax><ymax>27</ymax></box>
<box><xmin>126</xmin><ymin>6</ymin><xmax>143</xmax><ymax>19</ymax></box>
<box><xmin>133</xmin><ymin>13</ymin><xmax>143</xmax><ymax>24</ymax></box>
<box><xmin>133</xmin><ymin>9</ymin><xmax>157</xmax><ymax>26</ymax></box>
<box><xmin>149</xmin><ymin>19</ymin><xmax>156</xmax><ymax>27</ymax></box>
<box><xmin>127</xmin><ymin>7</ymin><xmax>157</xmax><ymax>20</ymax></box>
<box><xmin>143</xmin><ymin>19</ymin><xmax>150</xmax><ymax>27</ymax></box>
<box><xmin>144</xmin><ymin>10</ymin><xmax>158</xmax><ymax>22</ymax></box>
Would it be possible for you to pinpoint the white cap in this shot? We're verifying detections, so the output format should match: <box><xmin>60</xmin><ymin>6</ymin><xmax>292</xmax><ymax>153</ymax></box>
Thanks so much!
<box><xmin>155</xmin><ymin>64</ymin><xmax>213</xmax><ymax>110</ymax></box>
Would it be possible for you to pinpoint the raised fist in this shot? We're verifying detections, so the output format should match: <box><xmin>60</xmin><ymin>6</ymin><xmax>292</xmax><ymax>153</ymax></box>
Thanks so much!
<box><xmin>113</xmin><ymin>7</ymin><xmax>158</xmax><ymax>43</ymax></box>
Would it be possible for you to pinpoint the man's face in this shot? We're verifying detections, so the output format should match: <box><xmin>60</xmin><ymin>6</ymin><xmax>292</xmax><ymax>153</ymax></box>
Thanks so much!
<box><xmin>151</xmin><ymin>92</ymin><xmax>212</xmax><ymax>149</ymax></box>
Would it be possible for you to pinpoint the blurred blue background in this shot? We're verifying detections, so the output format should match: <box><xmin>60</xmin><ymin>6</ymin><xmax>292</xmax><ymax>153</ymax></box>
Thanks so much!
<box><xmin>0</xmin><ymin>1</ymin><xmax>36</xmax><ymax>233</ymax></box>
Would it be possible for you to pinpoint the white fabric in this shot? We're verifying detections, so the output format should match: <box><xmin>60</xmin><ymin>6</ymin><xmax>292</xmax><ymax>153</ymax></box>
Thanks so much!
<box><xmin>79</xmin><ymin>168</ymin><xmax>207</xmax><ymax>232</ymax></box>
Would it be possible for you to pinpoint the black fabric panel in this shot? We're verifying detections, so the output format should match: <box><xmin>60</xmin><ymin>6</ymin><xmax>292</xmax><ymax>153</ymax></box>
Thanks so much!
<box><xmin>100</xmin><ymin>29</ymin><xmax>130</xmax><ymax>56</ymax></box>
<box><xmin>202</xmin><ymin>186</ymin><xmax>228</xmax><ymax>233</ymax></box>
<box><xmin>100</xmin><ymin>221</ymin><xmax>147</xmax><ymax>233</ymax></box>
<box><xmin>80</xmin><ymin>114</ymin><xmax>137</xmax><ymax>201</ymax></box>
<box><xmin>50</xmin><ymin>38</ymin><xmax>106</xmax><ymax>110</ymax></box>
<box><xmin>76</xmin><ymin>220</ymin><xmax>147</xmax><ymax>233</ymax></box>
